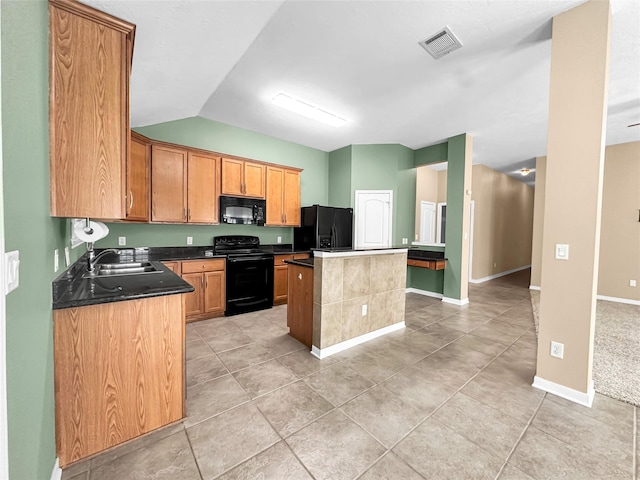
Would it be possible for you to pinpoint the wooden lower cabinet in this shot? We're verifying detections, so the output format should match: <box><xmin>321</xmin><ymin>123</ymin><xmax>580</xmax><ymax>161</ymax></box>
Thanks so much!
<box><xmin>53</xmin><ymin>295</ymin><xmax>185</xmax><ymax>467</ymax></box>
<box><xmin>274</xmin><ymin>253</ymin><xmax>310</xmax><ymax>305</ymax></box>
<box><xmin>181</xmin><ymin>259</ymin><xmax>226</xmax><ymax>321</ymax></box>
<box><xmin>287</xmin><ymin>264</ymin><xmax>314</xmax><ymax>347</ymax></box>
<box><xmin>162</xmin><ymin>261</ymin><xmax>181</xmax><ymax>274</ymax></box>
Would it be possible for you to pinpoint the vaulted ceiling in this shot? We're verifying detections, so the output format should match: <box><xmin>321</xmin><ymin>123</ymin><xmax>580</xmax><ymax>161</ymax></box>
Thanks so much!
<box><xmin>86</xmin><ymin>0</ymin><xmax>640</xmax><ymax>185</ymax></box>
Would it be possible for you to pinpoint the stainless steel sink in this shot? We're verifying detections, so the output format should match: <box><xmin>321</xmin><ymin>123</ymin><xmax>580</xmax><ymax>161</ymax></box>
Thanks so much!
<box><xmin>83</xmin><ymin>261</ymin><xmax>163</xmax><ymax>278</ymax></box>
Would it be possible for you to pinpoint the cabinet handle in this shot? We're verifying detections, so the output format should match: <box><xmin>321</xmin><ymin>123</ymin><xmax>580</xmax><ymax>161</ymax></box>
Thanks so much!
<box><xmin>188</xmin><ymin>208</ymin><xmax>191</xmax><ymax>221</ymax></box>
<box><xmin>129</xmin><ymin>191</ymin><xmax>134</xmax><ymax>210</ymax></box>
<box><xmin>284</xmin><ymin>213</ymin><xmax>287</xmax><ymax>223</ymax></box>
<box><xmin>183</xmin><ymin>208</ymin><xmax>187</xmax><ymax>221</ymax></box>
<box><xmin>281</xmin><ymin>213</ymin><xmax>285</xmax><ymax>223</ymax></box>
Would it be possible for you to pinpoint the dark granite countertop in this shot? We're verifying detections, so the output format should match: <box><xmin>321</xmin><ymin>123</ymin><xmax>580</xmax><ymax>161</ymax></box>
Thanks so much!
<box><xmin>285</xmin><ymin>258</ymin><xmax>314</xmax><ymax>268</ymax></box>
<box><xmin>407</xmin><ymin>249</ymin><xmax>447</xmax><ymax>261</ymax></box>
<box><xmin>52</xmin><ymin>252</ymin><xmax>194</xmax><ymax>310</ymax></box>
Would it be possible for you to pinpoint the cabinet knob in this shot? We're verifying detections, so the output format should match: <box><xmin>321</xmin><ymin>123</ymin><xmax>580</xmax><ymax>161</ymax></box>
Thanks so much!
<box><xmin>298</xmin><ymin>273</ymin><xmax>302</xmax><ymax>280</ymax></box>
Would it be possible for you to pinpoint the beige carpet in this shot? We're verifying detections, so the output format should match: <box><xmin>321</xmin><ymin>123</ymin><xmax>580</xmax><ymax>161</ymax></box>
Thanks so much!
<box><xmin>531</xmin><ymin>292</ymin><xmax>640</xmax><ymax>406</ymax></box>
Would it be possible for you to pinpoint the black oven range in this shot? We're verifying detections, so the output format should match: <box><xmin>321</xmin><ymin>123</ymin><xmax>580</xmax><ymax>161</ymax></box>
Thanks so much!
<box><xmin>213</xmin><ymin>235</ymin><xmax>274</xmax><ymax>316</ymax></box>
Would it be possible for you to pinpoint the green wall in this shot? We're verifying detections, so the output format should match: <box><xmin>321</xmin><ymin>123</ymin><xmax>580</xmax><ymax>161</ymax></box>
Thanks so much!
<box><xmin>97</xmin><ymin>117</ymin><xmax>330</xmax><ymax>249</ymax></box>
<box><xmin>327</xmin><ymin>144</ymin><xmax>417</xmax><ymax>246</ymax></box>
<box><xmin>327</xmin><ymin>145</ymin><xmax>352</xmax><ymax>207</ymax></box>
<box><xmin>442</xmin><ymin>134</ymin><xmax>470</xmax><ymax>300</ymax></box>
<box><xmin>2</xmin><ymin>1</ymin><xmax>68</xmax><ymax>478</ymax></box>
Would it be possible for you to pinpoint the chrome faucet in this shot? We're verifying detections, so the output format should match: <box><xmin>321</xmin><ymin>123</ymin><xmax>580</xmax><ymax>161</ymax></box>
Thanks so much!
<box><xmin>87</xmin><ymin>244</ymin><xmax>120</xmax><ymax>272</ymax></box>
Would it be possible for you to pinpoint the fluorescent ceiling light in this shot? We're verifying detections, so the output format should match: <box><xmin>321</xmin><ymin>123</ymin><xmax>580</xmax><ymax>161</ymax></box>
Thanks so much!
<box><xmin>272</xmin><ymin>93</ymin><xmax>347</xmax><ymax>127</ymax></box>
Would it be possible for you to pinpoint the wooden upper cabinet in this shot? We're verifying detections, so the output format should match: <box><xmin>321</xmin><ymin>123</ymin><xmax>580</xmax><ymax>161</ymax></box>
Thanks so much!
<box><xmin>187</xmin><ymin>152</ymin><xmax>219</xmax><ymax>224</ymax></box>
<box><xmin>283</xmin><ymin>169</ymin><xmax>301</xmax><ymax>226</ymax></box>
<box><xmin>266</xmin><ymin>167</ymin><xmax>284</xmax><ymax>226</ymax></box>
<box><xmin>244</xmin><ymin>161</ymin><xmax>266</xmax><ymax>198</ymax></box>
<box><xmin>49</xmin><ymin>0</ymin><xmax>135</xmax><ymax>219</ymax></box>
<box><xmin>127</xmin><ymin>132</ymin><xmax>150</xmax><ymax>221</ymax></box>
<box><xmin>266</xmin><ymin>166</ymin><xmax>301</xmax><ymax>226</ymax></box>
<box><xmin>151</xmin><ymin>145</ymin><xmax>187</xmax><ymax>222</ymax></box>
<box><xmin>221</xmin><ymin>157</ymin><xmax>265</xmax><ymax>199</ymax></box>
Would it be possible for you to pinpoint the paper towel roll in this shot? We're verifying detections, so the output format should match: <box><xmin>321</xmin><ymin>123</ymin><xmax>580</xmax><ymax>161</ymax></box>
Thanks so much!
<box><xmin>73</xmin><ymin>220</ymin><xmax>109</xmax><ymax>243</ymax></box>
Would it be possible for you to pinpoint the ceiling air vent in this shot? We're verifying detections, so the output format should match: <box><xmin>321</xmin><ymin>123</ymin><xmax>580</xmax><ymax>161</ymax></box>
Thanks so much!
<box><xmin>419</xmin><ymin>26</ymin><xmax>463</xmax><ymax>59</ymax></box>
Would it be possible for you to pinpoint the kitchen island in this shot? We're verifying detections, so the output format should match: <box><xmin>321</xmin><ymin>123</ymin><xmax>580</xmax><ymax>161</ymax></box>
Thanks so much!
<box><xmin>288</xmin><ymin>248</ymin><xmax>408</xmax><ymax>358</ymax></box>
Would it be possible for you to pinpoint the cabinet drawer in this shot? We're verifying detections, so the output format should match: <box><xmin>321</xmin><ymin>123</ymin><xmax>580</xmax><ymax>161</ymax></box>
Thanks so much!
<box><xmin>181</xmin><ymin>259</ymin><xmax>225</xmax><ymax>274</ymax></box>
<box><xmin>274</xmin><ymin>254</ymin><xmax>293</xmax><ymax>266</ymax></box>
<box><xmin>293</xmin><ymin>253</ymin><xmax>311</xmax><ymax>260</ymax></box>
<box><xmin>407</xmin><ymin>259</ymin><xmax>446</xmax><ymax>270</ymax></box>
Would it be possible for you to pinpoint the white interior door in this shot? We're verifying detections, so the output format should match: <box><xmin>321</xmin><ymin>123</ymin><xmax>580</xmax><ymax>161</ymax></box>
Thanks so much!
<box><xmin>420</xmin><ymin>201</ymin><xmax>436</xmax><ymax>243</ymax></box>
<box><xmin>355</xmin><ymin>190</ymin><xmax>392</xmax><ymax>249</ymax></box>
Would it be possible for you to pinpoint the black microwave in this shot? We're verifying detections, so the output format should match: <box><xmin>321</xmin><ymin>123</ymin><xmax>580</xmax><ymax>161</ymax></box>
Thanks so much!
<box><xmin>220</xmin><ymin>196</ymin><xmax>266</xmax><ymax>226</ymax></box>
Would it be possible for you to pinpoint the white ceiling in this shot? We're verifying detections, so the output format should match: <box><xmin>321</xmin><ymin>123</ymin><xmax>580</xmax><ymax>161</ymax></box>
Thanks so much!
<box><xmin>87</xmin><ymin>0</ymin><xmax>640</xmax><ymax>186</ymax></box>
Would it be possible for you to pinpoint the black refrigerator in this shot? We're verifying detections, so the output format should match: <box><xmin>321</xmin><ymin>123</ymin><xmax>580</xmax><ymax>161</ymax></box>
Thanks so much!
<box><xmin>294</xmin><ymin>205</ymin><xmax>353</xmax><ymax>250</ymax></box>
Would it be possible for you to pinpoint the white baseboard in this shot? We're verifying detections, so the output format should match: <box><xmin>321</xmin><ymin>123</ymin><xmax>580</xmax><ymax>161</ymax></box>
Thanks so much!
<box><xmin>442</xmin><ymin>296</ymin><xmax>469</xmax><ymax>306</ymax></box>
<box><xmin>532</xmin><ymin>376</ymin><xmax>595</xmax><ymax>408</ymax></box>
<box><xmin>405</xmin><ymin>287</ymin><xmax>443</xmax><ymax>299</ymax></box>
<box><xmin>531</xmin><ymin>289</ymin><xmax>639</xmax><ymax>306</ymax></box>
<box><xmin>51</xmin><ymin>458</ymin><xmax>62</xmax><ymax>480</ymax></box>
<box><xmin>469</xmin><ymin>265</ymin><xmax>532</xmax><ymax>284</ymax></box>
<box><xmin>596</xmin><ymin>295</ymin><xmax>640</xmax><ymax>306</ymax></box>
<box><xmin>311</xmin><ymin>321</ymin><xmax>405</xmax><ymax>359</ymax></box>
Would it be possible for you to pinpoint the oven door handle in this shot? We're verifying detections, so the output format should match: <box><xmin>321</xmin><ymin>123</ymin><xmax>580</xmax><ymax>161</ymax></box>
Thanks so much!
<box><xmin>227</xmin><ymin>256</ymin><xmax>272</xmax><ymax>263</ymax></box>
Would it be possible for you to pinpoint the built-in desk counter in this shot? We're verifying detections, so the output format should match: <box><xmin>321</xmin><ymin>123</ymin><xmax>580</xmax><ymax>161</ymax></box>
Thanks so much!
<box><xmin>308</xmin><ymin>248</ymin><xmax>408</xmax><ymax>358</ymax></box>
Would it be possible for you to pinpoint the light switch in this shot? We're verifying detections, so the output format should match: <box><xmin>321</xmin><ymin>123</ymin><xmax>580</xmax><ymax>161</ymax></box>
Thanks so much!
<box><xmin>555</xmin><ymin>244</ymin><xmax>569</xmax><ymax>260</ymax></box>
<box><xmin>5</xmin><ymin>250</ymin><xmax>20</xmax><ymax>294</ymax></box>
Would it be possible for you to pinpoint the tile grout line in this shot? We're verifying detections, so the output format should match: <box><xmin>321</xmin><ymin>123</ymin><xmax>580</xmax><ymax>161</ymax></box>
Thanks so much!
<box><xmin>634</xmin><ymin>406</ymin><xmax>637</xmax><ymax>480</ymax></box>
<box><xmin>493</xmin><ymin>393</ymin><xmax>546</xmax><ymax>480</ymax></box>
<box><xmin>183</xmin><ymin>425</ymin><xmax>205</xmax><ymax>480</ymax></box>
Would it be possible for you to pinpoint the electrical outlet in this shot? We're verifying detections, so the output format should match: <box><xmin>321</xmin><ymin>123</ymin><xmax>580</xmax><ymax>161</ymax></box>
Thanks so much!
<box><xmin>277</xmin><ymin>236</ymin><xmax>282</xmax><ymax>244</ymax></box>
<box><xmin>630</xmin><ymin>279</ymin><xmax>637</xmax><ymax>287</ymax></box>
<box><xmin>550</xmin><ymin>341</ymin><xmax>564</xmax><ymax>359</ymax></box>
<box><xmin>361</xmin><ymin>304</ymin><xmax>367</xmax><ymax>316</ymax></box>
<box><xmin>118</xmin><ymin>236</ymin><xmax>126</xmax><ymax>246</ymax></box>
<box><xmin>64</xmin><ymin>247</ymin><xmax>70</xmax><ymax>267</ymax></box>
<box><xmin>415</xmin><ymin>234</ymin><xmax>418</xmax><ymax>241</ymax></box>
<box><xmin>54</xmin><ymin>249</ymin><xmax>59</xmax><ymax>272</ymax></box>
<box><xmin>493</xmin><ymin>262</ymin><xmax>497</xmax><ymax>269</ymax></box>
<box><xmin>402</xmin><ymin>238</ymin><xmax>408</xmax><ymax>245</ymax></box>
<box><xmin>187</xmin><ymin>236</ymin><xmax>193</xmax><ymax>245</ymax></box>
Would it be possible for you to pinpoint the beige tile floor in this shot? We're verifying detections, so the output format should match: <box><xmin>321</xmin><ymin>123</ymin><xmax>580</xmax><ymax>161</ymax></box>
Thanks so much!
<box><xmin>62</xmin><ymin>270</ymin><xmax>638</xmax><ymax>480</ymax></box>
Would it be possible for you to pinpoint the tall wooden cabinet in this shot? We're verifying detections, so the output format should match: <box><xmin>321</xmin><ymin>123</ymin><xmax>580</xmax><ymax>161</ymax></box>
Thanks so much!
<box><xmin>49</xmin><ymin>0</ymin><xmax>135</xmax><ymax>219</ymax></box>
<box><xmin>221</xmin><ymin>157</ymin><xmax>266</xmax><ymax>198</ymax></box>
<box><xmin>127</xmin><ymin>132</ymin><xmax>150</xmax><ymax>221</ymax></box>
<box><xmin>151</xmin><ymin>145</ymin><xmax>219</xmax><ymax>224</ymax></box>
<box><xmin>266</xmin><ymin>166</ymin><xmax>301</xmax><ymax>226</ymax></box>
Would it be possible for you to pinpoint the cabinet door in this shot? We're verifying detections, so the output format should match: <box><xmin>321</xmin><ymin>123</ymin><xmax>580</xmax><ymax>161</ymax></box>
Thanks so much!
<box><xmin>151</xmin><ymin>145</ymin><xmax>187</xmax><ymax>222</ymax></box>
<box><xmin>244</xmin><ymin>161</ymin><xmax>266</xmax><ymax>198</ymax></box>
<box><xmin>187</xmin><ymin>152</ymin><xmax>218</xmax><ymax>223</ymax></box>
<box><xmin>204</xmin><ymin>271</ymin><xmax>225</xmax><ymax>315</ymax></box>
<box><xmin>266</xmin><ymin>166</ymin><xmax>284</xmax><ymax>226</ymax></box>
<box><xmin>273</xmin><ymin>264</ymin><xmax>289</xmax><ymax>305</ymax></box>
<box><xmin>127</xmin><ymin>132</ymin><xmax>150</xmax><ymax>221</ymax></box>
<box><xmin>182</xmin><ymin>272</ymin><xmax>204</xmax><ymax>318</ymax></box>
<box><xmin>50</xmin><ymin>3</ymin><xmax>132</xmax><ymax>219</ymax></box>
<box><xmin>162</xmin><ymin>261</ymin><xmax>181</xmax><ymax>274</ymax></box>
<box><xmin>221</xmin><ymin>157</ymin><xmax>244</xmax><ymax>196</ymax></box>
<box><xmin>283</xmin><ymin>169</ymin><xmax>301</xmax><ymax>226</ymax></box>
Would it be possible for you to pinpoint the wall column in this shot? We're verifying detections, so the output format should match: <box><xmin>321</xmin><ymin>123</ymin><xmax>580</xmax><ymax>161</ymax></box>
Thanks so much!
<box><xmin>529</xmin><ymin>156</ymin><xmax>547</xmax><ymax>289</ymax></box>
<box><xmin>534</xmin><ymin>0</ymin><xmax>611</xmax><ymax>406</ymax></box>
<box><xmin>443</xmin><ymin>133</ymin><xmax>473</xmax><ymax>304</ymax></box>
